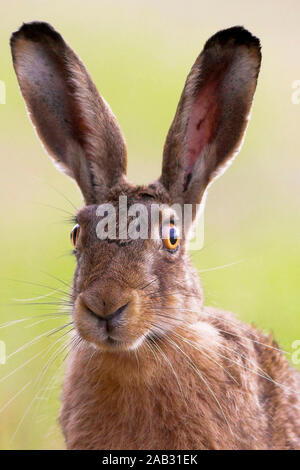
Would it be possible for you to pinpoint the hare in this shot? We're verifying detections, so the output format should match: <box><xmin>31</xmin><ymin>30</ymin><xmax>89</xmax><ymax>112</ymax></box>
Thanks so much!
<box><xmin>11</xmin><ymin>22</ymin><xmax>300</xmax><ymax>450</ymax></box>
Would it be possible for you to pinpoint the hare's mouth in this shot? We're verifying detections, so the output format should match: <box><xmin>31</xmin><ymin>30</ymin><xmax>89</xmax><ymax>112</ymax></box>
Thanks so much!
<box><xmin>104</xmin><ymin>335</ymin><xmax>130</xmax><ymax>348</ymax></box>
<box><xmin>82</xmin><ymin>331</ymin><xmax>145</xmax><ymax>352</ymax></box>
<box><xmin>102</xmin><ymin>334</ymin><xmax>145</xmax><ymax>351</ymax></box>
<box><xmin>106</xmin><ymin>336</ymin><xmax>118</xmax><ymax>345</ymax></box>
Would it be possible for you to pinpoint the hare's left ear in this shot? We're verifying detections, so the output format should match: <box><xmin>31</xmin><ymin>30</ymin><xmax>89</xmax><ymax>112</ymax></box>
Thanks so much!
<box><xmin>160</xmin><ymin>26</ymin><xmax>261</xmax><ymax>215</ymax></box>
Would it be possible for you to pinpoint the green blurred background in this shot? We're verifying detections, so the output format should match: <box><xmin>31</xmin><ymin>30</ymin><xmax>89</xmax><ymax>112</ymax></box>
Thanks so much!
<box><xmin>0</xmin><ymin>0</ymin><xmax>299</xmax><ymax>449</ymax></box>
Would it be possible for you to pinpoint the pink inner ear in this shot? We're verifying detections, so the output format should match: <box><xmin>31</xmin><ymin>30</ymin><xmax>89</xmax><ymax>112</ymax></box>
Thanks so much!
<box><xmin>184</xmin><ymin>79</ymin><xmax>220</xmax><ymax>185</ymax></box>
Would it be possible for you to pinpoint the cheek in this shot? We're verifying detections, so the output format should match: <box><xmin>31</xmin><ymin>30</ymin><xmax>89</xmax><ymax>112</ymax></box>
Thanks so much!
<box><xmin>153</xmin><ymin>257</ymin><xmax>184</xmax><ymax>292</ymax></box>
<box><xmin>146</xmin><ymin>260</ymin><xmax>185</xmax><ymax>323</ymax></box>
<box><xmin>126</xmin><ymin>291</ymin><xmax>154</xmax><ymax>335</ymax></box>
<box><xmin>72</xmin><ymin>257</ymin><xmax>88</xmax><ymax>293</ymax></box>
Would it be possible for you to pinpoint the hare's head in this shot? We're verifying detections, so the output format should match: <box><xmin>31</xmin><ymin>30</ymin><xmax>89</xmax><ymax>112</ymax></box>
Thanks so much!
<box><xmin>11</xmin><ymin>23</ymin><xmax>261</xmax><ymax>352</ymax></box>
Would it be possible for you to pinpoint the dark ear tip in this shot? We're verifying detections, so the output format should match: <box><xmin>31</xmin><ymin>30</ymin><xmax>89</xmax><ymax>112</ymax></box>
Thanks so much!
<box><xmin>10</xmin><ymin>21</ymin><xmax>61</xmax><ymax>48</ymax></box>
<box><xmin>204</xmin><ymin>26</ymin><xmax>261</xmax><ymax>57</ymax></box>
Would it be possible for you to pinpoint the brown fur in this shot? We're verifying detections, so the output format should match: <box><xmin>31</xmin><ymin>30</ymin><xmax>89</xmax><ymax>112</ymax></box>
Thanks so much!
<box><xmin>11</xmin><ymin>22</ymin><xmax>300</xmax><ymax>450</ymax></box>
<box><xmin>60</xmin><ymin>311</ymin><xmax>300</xmax><ymax>450</ymax></box>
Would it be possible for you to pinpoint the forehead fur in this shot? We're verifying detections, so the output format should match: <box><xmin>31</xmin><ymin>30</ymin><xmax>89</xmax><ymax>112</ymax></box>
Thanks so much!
<box><xmin>77</xmin><ymin>181</ymin><xmax>171</xmax><ymax>219</ymax></box>
<box><xmin>107</xmin><ymin>181</ymin><xmax>171</xmax><ymax>205</ymax></box>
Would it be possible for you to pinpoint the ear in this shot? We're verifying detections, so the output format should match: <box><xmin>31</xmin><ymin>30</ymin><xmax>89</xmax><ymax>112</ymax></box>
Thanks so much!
<box><xmin>160</xmin><ymin>26</ymin><xmax>261</xmax><ymax>215</ymax></box>
<box><xmin>10</xmin><ymin>22</ymin><xmax>127</xmax><ymax>204</ymax></box>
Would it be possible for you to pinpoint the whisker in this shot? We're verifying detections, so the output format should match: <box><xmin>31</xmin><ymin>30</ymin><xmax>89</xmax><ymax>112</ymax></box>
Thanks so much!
<box><xmin>24</xmin><ymin>317</ymin><xmax>64</xmax><ymax>328</ymax></box>
<box><xmin>0</xmin><ymin>344</ymin><xmax>52</xmax><ymax>384</ymax></box>
<box><xmin>0</xmin><ymin>318</ymin><xmax>32</xmax><ymax>329</ymax></box>
<box><xmin>33</xmin><ymin>339</ymin><xmax>73</xmax><ymax>419</ymax></box>
<box><xmin>44</xmin><ymin>182</ymin><xmax>77</xmax><ymax>211</ymax></box>
<box><xmin>34</xmin><ymin>202</ymin><xmax>74</xmax><ymax>218</ymax></box>
<box><xmin>47</xmin><ymin>322</ymin><xmax>73</xmax><ymax>337</ymax></box>
<box><xmin>0</xmin><ymin>381</ymin><xmax>32</xmax><ymax>414</ymax></box>
<box><xmin>164</xmin><ymin>334</ymin><xmax>233</xmax><ymax>434</ymax></box>
<box><xmin>143</xmin><ymin>334</ymin><xmax>159</xmax><ymax>365</ymax></box>
<box><xmin>148</xmin><ymin>311</ymin><xmax>299</xmax><ymax>394</ymax></box>
<box><xmin>41</xmin><ymin>271</ymin><xmax>72</xmax><ymax>290</ymax></box>
<box><xmin>147</xmin><ymin>335</ymin><xmax>186</xmax><ymax>403</ymax></box>
<box><xmin>10</xmin><ymin>301</ymin><xmax>73</xmax><ymax>307</ymax></box>
<box><xmin>172</xmin><ymin>327</ymin><xmax>271</xmax><ymax>383</ymax></box>
<box><xmin>156</xmin><ymin>321</ymin><xmax>299</xmax><ymax>395</ymax></box>
<box><xmin>10</xmin><ymin>338</ymin><xmax>70</xmax><ymax>443</ymax></box>
<box><xmin>12</xmin><ymin>287</ymin><xmax>71</xmax><ymax>303</ymax></box>
<box><xmin>151</xmin><ymin>305</ymin><xmax>290</xmax><ymax>355</ymax></box>
<box><xmin>4</xmin><ymin>277</ymin><xmax>70</xmax><ymax>298</ymax></box>
<box><xmin>7</xmin><ymin>324</ymin><xmax>72</xmax><ymax>360</ymax></box>
<box><xmin>140</xmin><ymin>279</ymin><xmax>157</xmax><ymax>291</ymax></box>
<box><xmin>197</xmin><ymin>260</ymin><xmax>243</xmax><ymax>273</ymax></box>
<box><xmin>0</xmin><ymin>313</ymin><xmax>71</xmax><ymax>330</ymax></box>
<box><xmin>148</xmin><ymin>291</ymin><xmax>201</xmax><ymax>301</ymax></box>
<box><xmin>169</xmin><ymin>330</ymin><xmax>239</xmax><ymax>385</ymax></box>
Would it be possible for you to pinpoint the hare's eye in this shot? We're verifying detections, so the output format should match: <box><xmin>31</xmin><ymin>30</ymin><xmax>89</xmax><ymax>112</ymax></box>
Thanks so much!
<box><xmin>70</xmin><ymin>224</ymin><xmax>80</xmax><ymax>247</ymax></box>
<box><xmin>162</xmin><ymin>224</ymin><xmax>180</xmax><ymax>251</ymax></box>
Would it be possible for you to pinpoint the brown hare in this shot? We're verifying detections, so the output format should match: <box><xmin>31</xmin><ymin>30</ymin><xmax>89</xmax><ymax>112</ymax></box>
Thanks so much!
<box><xmin>11</xmin><ymin>22</ymin><xmax>300</xmax><ymax>450</ymax></box>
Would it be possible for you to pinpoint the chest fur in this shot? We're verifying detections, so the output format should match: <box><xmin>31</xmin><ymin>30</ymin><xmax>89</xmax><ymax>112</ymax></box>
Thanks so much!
<box><xmin>59</xmin><ymin>347</ymin><xmax>266</xmax><ymax>450</ymax></box>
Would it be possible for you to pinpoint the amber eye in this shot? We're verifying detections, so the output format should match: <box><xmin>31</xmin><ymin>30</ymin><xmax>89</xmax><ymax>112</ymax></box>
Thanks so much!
<box><xmin>162</xmin><ymin>224</ymin><xmax>180</xmax><ymax>251</ymax></box>
<box><xmin>70</xmin><ymin>224</ymin><xmax>80</xmax><ymax>248</ymax></box>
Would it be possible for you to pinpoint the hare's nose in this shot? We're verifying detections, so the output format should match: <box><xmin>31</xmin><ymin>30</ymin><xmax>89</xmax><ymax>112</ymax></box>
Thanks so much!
<box><xmin>86</xmin><ymin>302</ymin><xmax>129</xmax><ymax>332</ymax></box>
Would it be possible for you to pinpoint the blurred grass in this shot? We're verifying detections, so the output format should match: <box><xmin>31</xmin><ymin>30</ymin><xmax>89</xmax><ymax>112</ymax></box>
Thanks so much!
<box><xmin>0</xmin><ymin>0</ymin><xmax>300</xmax><ymax>449</ymax></box>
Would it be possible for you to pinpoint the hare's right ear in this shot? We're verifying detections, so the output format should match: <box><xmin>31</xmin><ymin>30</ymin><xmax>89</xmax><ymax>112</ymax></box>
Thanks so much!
<box><xmin>10</xmin><ymin>22</ymin><xmax>127</xmax><ymax>204</ymax></box>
